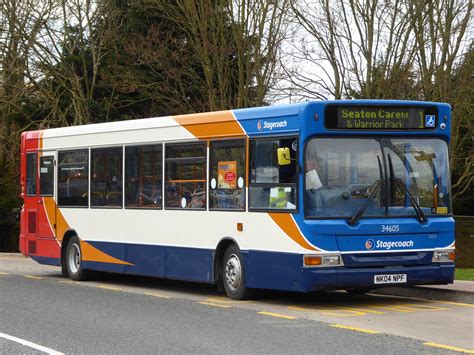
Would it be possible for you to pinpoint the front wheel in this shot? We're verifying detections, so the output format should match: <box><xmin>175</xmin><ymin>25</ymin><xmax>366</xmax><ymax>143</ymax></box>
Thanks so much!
<box><xmin>222</xmin><ymin>245</ymin><xmax>254</xmax><ymax>300</ymax></box>
<box><xmin>65</xmin><ymin>236</ymin><xmax>89</xmax><ymax>281</ymax></box>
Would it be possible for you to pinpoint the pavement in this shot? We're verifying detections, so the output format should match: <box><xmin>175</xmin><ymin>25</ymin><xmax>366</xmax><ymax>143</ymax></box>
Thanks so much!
<box><xmin>372</xmin><ymin>280</ymin><xmax>474</xmax><ymax>304</ymax></box>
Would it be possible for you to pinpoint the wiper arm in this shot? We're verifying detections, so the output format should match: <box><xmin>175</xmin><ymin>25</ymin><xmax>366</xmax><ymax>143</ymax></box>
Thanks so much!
<box><xmin>393</xmin><ymin>177</ymin><xmax>427</xmax><ymax>224</ymax></box>
<box><xmin>348</xmin><ymin>180</ymin><xmax>382</xmax><ymax>226</ymax></box>
<box><xmin>348</xmin><ymin>155</ymin><xmax>385</xmax><ymax>226</ymax></box>
<box><xmin>387</xmin><ymin>154</ymin><xmax>427</xmax><ymax>224</ymax></box>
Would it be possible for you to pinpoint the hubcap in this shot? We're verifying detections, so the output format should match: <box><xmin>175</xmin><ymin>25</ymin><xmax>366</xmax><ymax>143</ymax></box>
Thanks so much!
<box><xmin>68</xmin><ymin>243</ymin><xmax>81</xmax><ymax>274</ymax></box>
<box><xmin>224</xmin><ymin>254</ymin><xmax>242</xmax><ymax>291</ymax></box>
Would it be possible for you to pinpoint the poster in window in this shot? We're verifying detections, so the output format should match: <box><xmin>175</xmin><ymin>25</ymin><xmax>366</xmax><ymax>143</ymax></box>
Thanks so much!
<box><xmin>218</xmin><ymin>161</ymin><xmax>237</xmax><ymax>189</ymax></box>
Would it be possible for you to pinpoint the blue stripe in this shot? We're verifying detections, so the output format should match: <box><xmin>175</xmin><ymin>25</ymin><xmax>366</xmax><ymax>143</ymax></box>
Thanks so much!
<box><xmin>85</xmin><ymin>241</ymin><xmax>215</xmax><ymax>283</ymax></box>
<box><xmin>78</xmin><ymin>242</ymin><xmax>454</xmax><ymax>292</ymax></box>
<box><xmin>30</xmin><ymin>255</ymin><xmax>61</xmax><ymax>267</ymax></box>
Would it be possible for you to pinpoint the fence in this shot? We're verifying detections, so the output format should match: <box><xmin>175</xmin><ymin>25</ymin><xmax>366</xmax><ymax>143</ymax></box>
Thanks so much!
<box><xmin>455</xmin><ymin>216</ymin><xmax>474</xmax><ymax>268</ymax></box>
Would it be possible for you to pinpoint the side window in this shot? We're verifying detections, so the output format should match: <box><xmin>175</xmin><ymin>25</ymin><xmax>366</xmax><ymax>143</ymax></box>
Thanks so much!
<box><xmin>40</xmin><ymin>156</ymin><xmax>54</xmax><ymax>196</ymax></box>
<box><xmin>91</xmin><ymin>147</ymin><xmax>123</xmax><ymax>207</ymax></box>
<box><xmin>26</xmin><ymin>153</ymin><xmax>37</xmax><ymax>196</ymax></box>
<box><xmin>58</xmin><ymin>150</ymin><xmax>88</xmax><ymax>207</ymax></box>
<box><xmin>125</xmin><ymin>144</ymin><xmax>162</xmax><ymax>208</ymax></box>
<box><xmin>249</xmin><ymin>137</ymin><xmax>298</xmax><ymax>211</ymax></box>
<box><xmin>209</xmin><ymin>139</ymin><xmax>245</xmax><ymax>210</ymax></box>
<box><xmin>165</xmin><ymin>142</ymin><xmax>206</xmax><ymax>209</ymax></box>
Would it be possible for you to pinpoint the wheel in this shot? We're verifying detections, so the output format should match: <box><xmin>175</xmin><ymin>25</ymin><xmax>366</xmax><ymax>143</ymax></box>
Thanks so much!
<box><xmin>65</xmin><ymin>236</ymin><xmax>89</xmax><ymax>281</ymax></box>
<box><xmin>222</xmin><ymin>245</ymin><xmax>254</xmax><ymax>300</ymax></box>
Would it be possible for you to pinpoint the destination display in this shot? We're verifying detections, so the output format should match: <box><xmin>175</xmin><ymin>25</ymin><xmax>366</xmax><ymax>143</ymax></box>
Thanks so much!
<box><xmin>325</xmin><ymin>105</ymin><xmax>437</xmax><ymax>130</ymax></box>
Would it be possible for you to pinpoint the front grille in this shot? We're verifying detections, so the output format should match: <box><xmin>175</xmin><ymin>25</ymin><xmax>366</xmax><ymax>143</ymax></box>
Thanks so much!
<box><xmin>342</xmin><ymin>251</ymin><xmax>432</xmax><ymax>268</ymax></box>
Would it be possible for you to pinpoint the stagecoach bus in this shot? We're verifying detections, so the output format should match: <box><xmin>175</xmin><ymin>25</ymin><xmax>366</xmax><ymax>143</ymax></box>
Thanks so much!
<box><xmin>19</xmin><ymin>100</ymin><xmax>455</xmax><ymax>299</ymax></box>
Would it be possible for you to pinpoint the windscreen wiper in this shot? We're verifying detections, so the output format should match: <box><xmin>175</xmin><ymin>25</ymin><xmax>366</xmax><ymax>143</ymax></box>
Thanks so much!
<box><xmin>348</xmin><ymin>156</ymin><xmax>384</xmax><ymax>226</ymax></box>
<box><xmin>387</xmin><ymin>154</ymin><xmax>427</xmax><ymax>224</ymax></box>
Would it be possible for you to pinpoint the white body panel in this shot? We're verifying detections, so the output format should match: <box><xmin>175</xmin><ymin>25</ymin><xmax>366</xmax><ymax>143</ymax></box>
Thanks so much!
<box><xmin>41</xmin><ymin>114</ymin><xmax>313</xmax><ymax>255</ymax></box>
<box><xmin>42</xmin><ymin>117</ymin><xmax>196</xmax><ymax>149</ymax></box>
<box><xmin>60</xmin><ymin>208</ymin><xmax>308</xmax><ymax>253</ymax></box>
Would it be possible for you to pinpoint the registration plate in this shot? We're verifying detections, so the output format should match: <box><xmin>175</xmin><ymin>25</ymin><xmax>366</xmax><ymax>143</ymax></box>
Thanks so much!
<box><xmin>374</xmin><ymin>274</ymin><xmax>407</xmax><ymax>284</ymax></box>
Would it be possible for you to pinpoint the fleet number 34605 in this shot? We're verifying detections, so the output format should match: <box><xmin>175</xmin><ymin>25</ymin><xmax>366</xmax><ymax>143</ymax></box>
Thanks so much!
<box><xmin>381</xmin><ymin>225</ymin><xmax>400</xmax><ymax>232</ymax></box>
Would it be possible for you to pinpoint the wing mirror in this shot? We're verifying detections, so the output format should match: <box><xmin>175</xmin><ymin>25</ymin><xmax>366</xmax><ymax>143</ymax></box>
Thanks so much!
<box><xmin>277</xmin><ymin>147</ymin><xmax>291</xmax><ymax>165</ymax></box>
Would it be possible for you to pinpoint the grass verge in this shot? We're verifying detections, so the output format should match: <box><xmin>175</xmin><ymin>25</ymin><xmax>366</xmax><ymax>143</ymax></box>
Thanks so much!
<box><xmin>455</xmin><ymin>268</ymin><xmax>474</xmax><ymax>281</ymax></box>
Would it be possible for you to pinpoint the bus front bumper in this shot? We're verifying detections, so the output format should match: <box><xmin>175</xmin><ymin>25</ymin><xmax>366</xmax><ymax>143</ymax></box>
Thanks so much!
<box><xmin>300</xmin><ymin>263</ymin><xmax>455</xmax><ymax>292</ymax></box>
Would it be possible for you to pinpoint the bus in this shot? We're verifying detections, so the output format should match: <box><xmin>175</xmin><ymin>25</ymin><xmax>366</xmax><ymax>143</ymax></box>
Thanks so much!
<box><xmin>19</xmin><ymin>100</ymin><xmax>455</xmax><ymax>299</ymax></box>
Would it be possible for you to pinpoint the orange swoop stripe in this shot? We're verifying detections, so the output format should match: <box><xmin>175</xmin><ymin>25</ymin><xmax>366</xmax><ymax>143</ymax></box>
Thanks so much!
<box><xmin>173</xmin><ymin>111</ymin><xmax>244</xmax><ymax>139</ymax></box>
<box><xmin>43</xmin><ymin>197</ymin><xmax>68</xmax><ymax>243</ymax></box>
<box><xmin>269</xmin><ymin>213</ymin><xmax>318</xmax><ymax>251</ymax></box>
<box><xmin>81</xmin><ymin>241</ymin><xmax>133</xmax><ymax>266</ymax></box>
<box><xmin>43</xmin><ymin>197</ymin><xmax>133</xmax><ymax>265</ymax></box>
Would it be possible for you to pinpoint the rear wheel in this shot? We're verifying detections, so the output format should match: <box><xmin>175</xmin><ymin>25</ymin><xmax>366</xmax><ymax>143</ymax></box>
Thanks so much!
<box><xmin>65</xmin><ymin>236</ymin><xmax>89</xmax><ymax>281</ymax></box>
<box><xmin>222</xmin><ymin>245</ymin><xmax>254</xmax><ymax>300</ymax></box>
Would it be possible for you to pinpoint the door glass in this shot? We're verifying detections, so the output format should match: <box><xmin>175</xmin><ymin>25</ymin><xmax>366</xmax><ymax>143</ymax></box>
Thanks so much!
<box><xmin>249</xmin><ymin>137</ymin><xmax>298</xmax><ymax>210</ymax></box>
<box><xmin>26</xmin><ymin>153</ymin><xmax>37</xmax><ymax>196</ymax></box>
<box><xmin>40</xmin><ymin>156</ymin><xmax>54</xmax><ymax>196</ymax></box>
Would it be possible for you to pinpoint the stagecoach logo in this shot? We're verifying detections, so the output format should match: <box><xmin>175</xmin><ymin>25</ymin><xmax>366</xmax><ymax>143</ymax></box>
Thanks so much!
<box><xmin>257</xmin><ymin>119</ymin><xmax>288</xmax><ymax>131</ymax></box>
<box><xmin>365</xmin><ymin>239</ymin><xmax>375</xmax><ymax>250</ymax></box>
<box><xmin>365</xmin><ymin>239</ymin><xmax>415</xmax><ymax>250</ymax></box>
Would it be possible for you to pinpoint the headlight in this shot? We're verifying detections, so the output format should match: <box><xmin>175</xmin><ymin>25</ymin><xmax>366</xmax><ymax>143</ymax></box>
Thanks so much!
<box><xmin>432</xmin><ymin>250</ymin><xmax>455</xmax><ymax>263</ymax></box>
<box><xmin>322</xmin><ymin>255</ymin><xmax>342</xmax><ymax>266</ymax></box>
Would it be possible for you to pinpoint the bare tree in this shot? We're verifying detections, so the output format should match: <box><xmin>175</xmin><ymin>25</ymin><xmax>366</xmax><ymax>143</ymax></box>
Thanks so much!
<box><xmin>147</xmin><ymin>0</ymin><xmax>290</xmax><ymax>111</ymax></box>
<box><xmin>287</xmin><ymin>0</ymin><xmax>420</xmax><ymax>100</ymax></box>
<box><xmin>0</xmin><ymin>0</ymin><xmax>39</xmax><ymax>185</ymax></box>
<box><xmin>286</xmin><ymin>0</ymin><xmax>473</xmax><ymax>209</ymax></box>
<box><xmin>5</xmin><ymin>0</ymin><xmax>121</xmax><ymax>127</ymax></box>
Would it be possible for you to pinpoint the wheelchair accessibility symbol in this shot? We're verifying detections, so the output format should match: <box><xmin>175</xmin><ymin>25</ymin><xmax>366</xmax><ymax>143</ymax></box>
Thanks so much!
<box><xmin>425</xmin><ymin>115</ymin><xmax>436</xmax><ymax>128</ymax></box>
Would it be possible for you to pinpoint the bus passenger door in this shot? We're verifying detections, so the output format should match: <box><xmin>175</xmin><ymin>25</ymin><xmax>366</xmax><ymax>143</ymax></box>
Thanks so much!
<box><xmin>38</xmin><ymin>152</ymin><xmax>56</xmax><ymax>240</ymax></box>
<box><xmin>25</xmin><ymin>152</ymin><xmax>39</xmax><ymax>255</ymax></box>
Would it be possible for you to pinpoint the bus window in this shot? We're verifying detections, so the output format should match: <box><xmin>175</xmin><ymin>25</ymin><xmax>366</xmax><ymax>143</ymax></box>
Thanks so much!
<box><xmin>26</xmin><ymin>153</ymin><xmax>37</xmax><ymax>196</ymax></box>
<box><xmin>209</xmin><ymin>139</ymin><xmax>245</xmax><ymax>211</ymax></box>
<box><xmin>39</xmin><ymin>156</ymin><xmax>54</xmax><ymax>196</ymax></box>
<box><xmin>58</xmin><ymin>150</ymin><xmax>88</xmax><ymax>207</ymax></box>
<box><xmin>125</xmin><ymin>144</ymin><xmax>162</xmax><ymax>208</ymax></box>
<box><xmin>91</xmin><ymin>147</ymin><xmax>123</xmax><ymax>208</ymax></box>
<box><xmin>249</xmin><ymin>137</ymin><xmax>297</xmax><ymax>211</ymax></box>
<box><xmin>165</xmin><ymin>142</ymin><xmax>206</xmax><ymax>209</ymax></box>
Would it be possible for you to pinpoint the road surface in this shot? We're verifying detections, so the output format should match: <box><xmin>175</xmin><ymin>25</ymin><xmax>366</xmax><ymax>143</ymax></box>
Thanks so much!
<box><xmin>0</xmin><ymin>255</ymin><xmax>472</xmax><ymax>354</ymax></box>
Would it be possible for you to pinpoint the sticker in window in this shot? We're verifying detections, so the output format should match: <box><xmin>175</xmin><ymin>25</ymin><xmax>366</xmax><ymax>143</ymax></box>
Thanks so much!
<box><xmin>436</xmin><ymin>207</ymin><xmax>448</xmax><ymax>214</ymax></box>
<box><xmin>306</xmin><ymin>169</ymin><xmax>322</xmax><ymax>190</ymax></box>
<box><xmin>218</xmin><ymin>161</ymin><xmax>237</xmax><ymax>189</ymax></box>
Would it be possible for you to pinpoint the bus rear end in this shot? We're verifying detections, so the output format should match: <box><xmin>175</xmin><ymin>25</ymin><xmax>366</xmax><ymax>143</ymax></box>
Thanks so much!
<box><xmin>296</xmin><ymin>101</ymin><xmax>454</xmax><ymax>292</ymax></box>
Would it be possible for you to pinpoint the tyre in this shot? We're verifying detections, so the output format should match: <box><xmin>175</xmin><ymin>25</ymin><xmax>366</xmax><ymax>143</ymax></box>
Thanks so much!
<box><xmin>65</xmin><ymin>236</ymin><xmax>89</xmax><ymax>281</ymax></box>
<box><xmin>222</xmin><ymin>245</ymin><xmax>254</xmax><ymax>300</ymax></box>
